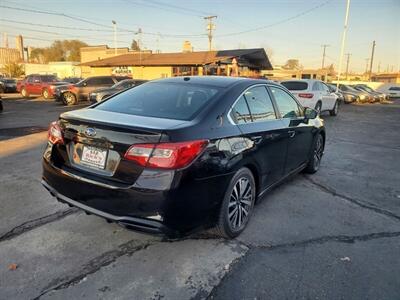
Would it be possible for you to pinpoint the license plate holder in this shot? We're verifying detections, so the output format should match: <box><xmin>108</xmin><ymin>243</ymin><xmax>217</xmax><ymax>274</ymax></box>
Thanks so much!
<box><xmin>80</xmin><ymin>146</ymin><xmax>108</xmax><ymax>169</ymax></box>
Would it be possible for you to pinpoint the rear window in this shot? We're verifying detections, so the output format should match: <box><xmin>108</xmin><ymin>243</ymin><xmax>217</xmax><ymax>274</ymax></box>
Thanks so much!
<box><xmin>281</xmin><ymin>81</ymin><xmax>308</xmax><ymax>91</ymax></box>
<box><xmin>96</xmin><ymin>82</ymin><xmax>220</xmax><ymax>120</ymax></box>
<box><xmin>389</xmin><ymin>87</ymin><xmax>400</xmax><ymax>91</ymax></box>
<box><xmin>40</xmin><ymin>75</ymin><xmax>59</xmax><ymax>82</ymax></box>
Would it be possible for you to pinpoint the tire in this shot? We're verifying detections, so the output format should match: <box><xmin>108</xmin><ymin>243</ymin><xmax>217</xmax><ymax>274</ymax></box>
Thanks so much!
<box><xmin>315</xmin><ymin>101</ymin><xmax>322</xmax><ymax>115</ymax></box>
<box><xmin>304</xmin><ymin>133</ymin><xmax>324</xmax><ymax>174</ymax></box>
<box><xmin>63</xmin><ymin>92</ymin><xmax>77</xmax><ymax>106</ymax></box>
<box><xmin>42</xmin><ymin>89</ymin><xmax>50</xmax><ymax>99</ymax></box>
<box><xmin>21</xmin><ymin>88</ymin><xmax>29</xmax><ymax>98</ymax></box>
<box><xmin>212</xmin><ymin>167</ymin><xmax>256</xmax><ymax>239</ymax></box>
<box><xmin>329</xmin><ymin>101</ymin><xmax>339</xmax><ymax>116</ymax></box>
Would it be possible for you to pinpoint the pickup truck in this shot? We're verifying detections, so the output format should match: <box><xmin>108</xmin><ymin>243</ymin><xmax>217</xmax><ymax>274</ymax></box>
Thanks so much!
<box><xmin>17</xmin><ymin>74</ymin><xmax>69</xmax><ymax>99</ymax></box>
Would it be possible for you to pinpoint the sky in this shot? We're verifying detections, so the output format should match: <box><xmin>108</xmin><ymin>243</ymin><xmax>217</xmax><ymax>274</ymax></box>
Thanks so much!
<box><xmin>0</xmin><ymin>0</ymin><xmax>399</xmax><ymax>73</ymax></box>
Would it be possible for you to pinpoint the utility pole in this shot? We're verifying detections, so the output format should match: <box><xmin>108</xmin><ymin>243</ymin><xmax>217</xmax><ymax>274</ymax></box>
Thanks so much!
<box><xmin>345</xmin><ymin>53</ymin><xmax>351</xmax><ymax>80</ymax></box>
<box><xmin>368</xmin><ymin>40</ymin><xmax>376</xmax><ymax>81</ymax></box>
<box><xmin>204</xmin><ymin>15</ymin><xmax>217</xmax><ymax>51</ymax></box>
<box><xmin>336</xmin><ymin>0</ymin><xmax>351</xmax><ymax>91</ymax></box>
<box><xmin>112</xmin><ymin>20</ymin><xmax>117</xmax><ymax>56</ymax></box>
<box><xmin>365</xmin><ymin>58</ymin><xmax>370</xmax><ymax>74</ymax></box>
<box><xmin>321</xmin><ymin>44</ymin><xmax>330</xmax><ymax>69</ymax></box>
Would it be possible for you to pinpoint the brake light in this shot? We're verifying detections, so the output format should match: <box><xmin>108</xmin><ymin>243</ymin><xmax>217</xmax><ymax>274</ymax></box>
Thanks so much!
<box><xmin>124</xmin><ymin>140</ymin><xmax>208</xmax><ymax>169</ymax></box>
<box><xmin>298</xmin><ymin>93</ymin><xmax>314</xmax><ymax>98</ymax></box>
<box><xmin>48</xmin><ymin>121</ymin><xmax>64</xmax><ymax>145</ymax></box>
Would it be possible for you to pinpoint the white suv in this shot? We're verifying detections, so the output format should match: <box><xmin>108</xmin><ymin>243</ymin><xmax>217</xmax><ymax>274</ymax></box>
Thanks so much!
<box><xmin>281</xmin><ymin>79</ymin><xmax>339</xmax><ymax>116</ymax></box>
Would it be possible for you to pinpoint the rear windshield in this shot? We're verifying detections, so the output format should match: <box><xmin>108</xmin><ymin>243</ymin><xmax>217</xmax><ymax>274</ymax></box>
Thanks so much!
<box><xmin>281</xmin><ymin>81</ymin><xmax>308</xmax><ymax>91</ymax></box>
<box><xmin>40</xmin><ymin>75</ymin><xmax>59</xmax><ymax>82</ymax></box>
<box><xmin>95</xmin><ymin>82</ymin><xmax>220</xmax><ymax>120</ymax></box>
<box><xmin>4</xmin><ymin>79</ymin><xmax>16</xmax><ymax>83</ymax></box>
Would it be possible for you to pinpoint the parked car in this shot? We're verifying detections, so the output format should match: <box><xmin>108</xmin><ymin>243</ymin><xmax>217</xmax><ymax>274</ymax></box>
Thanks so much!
<box><xmin>353</xmin><ymin>84</ymin><xmax>387</xmax><ymax>102</ymax></box>
<box><xmin>0</xmin><ymin>98</ymin><xmax>3</xmax><ymax>113</ymax></box>
<box><xmin>0</xmin><ymin>78</ymin><xmax>17</xmax><ymax>93</ymax></box>
<box><xmin>327</xmin><ymin>83</ymin><xmax>357</xmax><ymax>104</ymax></box>
<box><xmin>376</xmin><ymin>84</ymin><xmax>400</xmax><ymax>98</ymax></box>
<box><xmin>89</xmin><ymin>79</ymin><xmax>147</xmax><ymax>103</ymax></box>
<box><xmin>55</xmin><ymin>76</ymin><xmax>130</xmax><ymax>105</ymax></box>
<box><xmin>17</xmin><ymin>74</ymin><xmax>69</xmax><ymax>99</ymax></box>
<box><xmin>326</xmin><ymin>83</ymin><xmax>345</xmax><ymax>103</ymax></box>
<box><xmin>281</xmin><ymin>79</ymin><xmax>339</xmax><ymax>116</ymax></box>
<box><xmin>62</xmin><ymin>77</ymin><xmax>83</xmax><ymax>84</ymax></box>
<box><xmin>351</xmin><ymin>85</ymin><xmax>379</xmax><ymax>103</ymax></box>
<box><xmin>42</xmin><ymin>76</ymin><xmax>325</xmax><ymax>238</ymax></box>
<box><xmin>336</xmin><ymin>84</ymin><xmax>371</xmax><ymax>103</ymax></box>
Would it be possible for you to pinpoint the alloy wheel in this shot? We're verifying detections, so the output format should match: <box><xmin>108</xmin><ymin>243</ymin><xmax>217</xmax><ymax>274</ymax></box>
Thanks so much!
<box><xmin>228</xmin><ymin>177</ymin><xmax>253</xmax><ymax>230</ymax></box>
<box><xmin>313</xmin><ymin>135</ymin><xmax>324</xmax><ymax>170</ymax></box>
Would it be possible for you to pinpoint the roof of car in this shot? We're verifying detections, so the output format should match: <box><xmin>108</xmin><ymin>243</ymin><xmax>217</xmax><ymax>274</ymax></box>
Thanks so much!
<box><xmin>281</xmin><ymin>79</ymin><xmax>321</xmax><ymax>83</ymax></box>
<box><xmin>150</xmin><ymin>76</ymin><xmax>273</xmax><ymax>88</ymax></box>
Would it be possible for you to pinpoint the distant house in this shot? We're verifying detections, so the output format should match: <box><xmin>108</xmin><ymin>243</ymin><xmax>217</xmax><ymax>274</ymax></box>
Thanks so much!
<box><xmin>79</xmin><ymin>48</ymin><xmax>272</xmax><ymax>79</ymax></box>
<box><xmin>371</xmin><ymin>73</ymin><xmax>400</xmax><ymax>84</ymax></box>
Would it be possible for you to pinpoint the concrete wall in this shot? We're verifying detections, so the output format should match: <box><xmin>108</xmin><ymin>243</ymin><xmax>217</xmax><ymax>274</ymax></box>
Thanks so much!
<box><xmin>24</xmin><ymin>62</ymin><xmax>81</xmax><ymax>78</ymax></box>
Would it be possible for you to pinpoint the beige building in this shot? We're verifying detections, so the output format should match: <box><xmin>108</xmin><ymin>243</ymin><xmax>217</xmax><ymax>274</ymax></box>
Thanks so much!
<box><xmin>371</xmin><ymin>73</ymin><xmax>400</xmax><ymax>84</ymax></box>
<box><xmin>80</xmin><ymin>48</ymin><xmax>273</xmax><ymax>80</ymax></box>
<box><xmin>262</xmin><ymin>67</ymin><xmax>334</xmax><ymax>82</ymax></box>
<box><xmin>24</xmin><ymin>61</ymin><xmax>81</xmax><ymax>78</ymax></box>
<box><xmin>80</xmin><ymin>45</ymin><xmax>151</xmax><ymax>64</ymax></box>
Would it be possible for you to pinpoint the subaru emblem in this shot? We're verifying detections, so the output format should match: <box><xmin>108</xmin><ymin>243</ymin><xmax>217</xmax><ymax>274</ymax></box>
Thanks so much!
<box><xmin>85</xmin><ymin>127</ymin><xmax>96</xmax><ymax>137</ymax></box>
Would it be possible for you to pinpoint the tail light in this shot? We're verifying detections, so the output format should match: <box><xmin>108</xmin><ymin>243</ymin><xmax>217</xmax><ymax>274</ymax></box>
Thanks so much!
<box><xmin>124</xmin><ymin>140</ymin><xmax>208</xmax><ymax>169</ymax></box>
<box><xmin>298</xmin><ymin>93</ymin><xmax>314</xmax><ymax>98</ymax></box>
<box><xmin>48</xmin><ymin>121</ymin><xmax>64</xmax><ymax>145</ymax></box>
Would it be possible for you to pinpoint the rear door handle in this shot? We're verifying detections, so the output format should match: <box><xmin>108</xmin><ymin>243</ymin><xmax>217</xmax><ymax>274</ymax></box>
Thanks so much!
<box><xmin>288</xmin><ymin>130</ymin><xmax>296</xmax><ymax>138</ymax></box>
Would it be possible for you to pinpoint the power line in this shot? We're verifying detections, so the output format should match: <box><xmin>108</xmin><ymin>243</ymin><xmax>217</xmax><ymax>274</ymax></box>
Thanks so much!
<box><xmin>215</xmin><ymin>0</ymin><xmax>332</xmax><ymax>37</ymax></box>
<box><xmin>0</xmin><ymin>4</ymin><xmax>206</xmax><ymax>38</ymax></box>
<box><xmin>0</xmin><ymin>18</ymin><xmax>114</xmax><ymax>32</ymax></box>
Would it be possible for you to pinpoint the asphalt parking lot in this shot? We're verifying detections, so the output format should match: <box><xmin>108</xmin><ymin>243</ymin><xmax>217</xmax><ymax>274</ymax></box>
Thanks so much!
<box><xmin>1</xmin><ymin>94</ymin><xmax>399</xmax><ymax>299</ymax></box>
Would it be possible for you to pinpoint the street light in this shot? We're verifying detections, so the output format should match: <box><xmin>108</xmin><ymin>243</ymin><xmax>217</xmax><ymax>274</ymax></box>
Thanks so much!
<box><xmin>112</xmin><ymin>20</ymin><xmax>117</xmax><ymax>56</ymax></box>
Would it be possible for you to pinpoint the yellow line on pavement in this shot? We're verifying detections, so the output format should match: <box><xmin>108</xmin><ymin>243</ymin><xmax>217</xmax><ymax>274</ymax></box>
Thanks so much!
<box><xmin>0</xmin><ymin>131</ymin><xmax>47</xmax><ymax>158</ymax></box>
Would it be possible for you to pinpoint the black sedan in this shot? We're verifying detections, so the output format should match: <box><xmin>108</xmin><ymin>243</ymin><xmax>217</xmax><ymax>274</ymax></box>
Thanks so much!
<box><xmin>89</xmin><ymin>79</ymin><xmax>147</xmax><ymax>103</ymax></box>
<box><xmin>42</xmin><ymin>76</ymin><xmax>325</xmax><ymax>238</ymax></box>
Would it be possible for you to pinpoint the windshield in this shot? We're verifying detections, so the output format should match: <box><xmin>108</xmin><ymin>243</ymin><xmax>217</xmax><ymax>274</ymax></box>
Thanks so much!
<box><xmin>96</xmin><ymin>82</ymin><xmax>220</xmax><ymax>121</ymax></box>
<box><xmin>111</xmin><ymin>80</ymin><xmax>132</xmax><ymax>89</ymax></box>
<box><xmin>281</xmin><ymin>81</ymin><xmax>308</xmax><ymax>91</ymax></box>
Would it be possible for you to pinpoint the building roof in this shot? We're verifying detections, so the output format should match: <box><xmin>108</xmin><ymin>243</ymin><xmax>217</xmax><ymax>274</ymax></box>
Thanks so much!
<box><xmin>80</xmin><ymin>48</ymin><xmax>273</xmax><ymax>70</ymax></box>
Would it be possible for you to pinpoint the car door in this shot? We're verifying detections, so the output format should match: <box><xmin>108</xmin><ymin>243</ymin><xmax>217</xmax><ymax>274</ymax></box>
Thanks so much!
<box><xmin>24</xmin><ymin>76</ymin><xmax>34</xmax><ymax>94</ymax></box>
<box><xmin>269</xmin><ymin>85</ymin><xmax>314</xmax><ymax>174</ymax></box>
<box><xmin>79</xmin><ymin>77</ymin><xmax>102</xmax><ymax>100</ymax></box>
<box><xmin>230</xmin><ymin>85</ymin><xmax>288</xmax><ymax>188</ymax></box>
<box><xmin>320</xmin><ymin>82</ymin><xmax>336</xmax><ymax>110</ymax></box>
<box><xmin>31</xmin><ymin>75</ymin><xmax>42</xmax><ymax>95</ymax></box>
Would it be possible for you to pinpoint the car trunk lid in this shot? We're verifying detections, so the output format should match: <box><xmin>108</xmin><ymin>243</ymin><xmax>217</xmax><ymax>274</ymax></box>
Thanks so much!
<box><xmin>55</xmin><ymin>108</ymin><xmax>187</xmax><ymax>186</ymax></box>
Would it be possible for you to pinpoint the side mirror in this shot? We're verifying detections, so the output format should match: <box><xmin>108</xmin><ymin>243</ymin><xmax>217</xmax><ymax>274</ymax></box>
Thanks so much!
<box><xmin>304</xmin><ymin>107</ymin><xmax>318</xmax><ymax>120</ymax></box>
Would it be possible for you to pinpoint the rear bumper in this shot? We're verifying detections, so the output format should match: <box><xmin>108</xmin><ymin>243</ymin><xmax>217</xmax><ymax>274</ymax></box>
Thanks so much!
<box><xmin>42</xmin><ymin>179</ymin><xmax>173</xmax><ymax>235</ymax></box>
<box><xmin>42</xmin><ymin>155</ymin><xmax>231</xmax><ymax>236</ymax></box>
